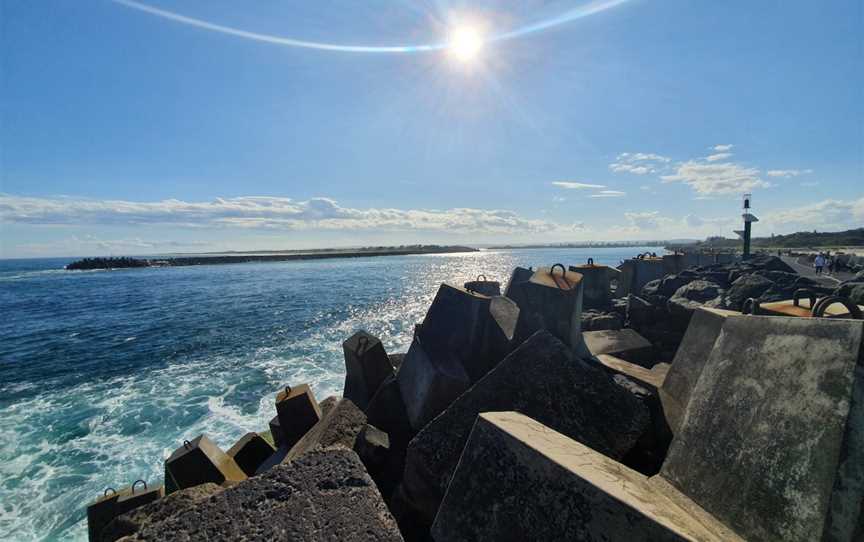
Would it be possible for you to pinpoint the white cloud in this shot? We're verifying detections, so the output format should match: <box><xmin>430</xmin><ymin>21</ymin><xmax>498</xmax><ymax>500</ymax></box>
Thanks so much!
<box><xmin>609</xmin><ymin>152</ymin><xmax>671</xmax><ymax>175</ymax></box>
<box><xmin>0</xmin><ymin>194</ymin><xmax>574</xmax><ymax>235</ymax></box>
<box><xmin>551</xmin><ymin>181</ymin><xmax>605</xmax><ymax>189</ymax></box>
<box><xmin>705</xmin><ymin>152</ymin><xmax>732</xmax><ymax>162</ymax></box>
<box><xmin>713</xmin><ymin>144</ymin><xmax>733</xmax><ymax>152</ymax></box>
<box><xmin>661</xmin><ymin>160</ymin><xmax>769</xmax><ymax>195</ymax></box>
<box><xmin>589</xmin><ymin>190</ymin><xmax>626</xmax><ymax>198</ymax></box>
<box><xmin>766</xmin><ymin>169</ymin><xmax>813</xmax><ymax>178</ymax></box>
<box><xmin>624</xmin><ymin>211</ymin><xmax>670</xmax><ymax>229</ymax></box>
<box><xmin>762</xmin><ymin>197</ymin><xmax>864</xmax><ymax>231</ymax></box>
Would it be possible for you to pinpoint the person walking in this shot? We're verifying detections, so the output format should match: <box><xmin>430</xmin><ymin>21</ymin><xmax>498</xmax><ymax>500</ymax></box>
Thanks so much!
<box><xmin>814</xmin><ymin>253</ymin><xmax>826</xmax><ymax>275</ymax></box>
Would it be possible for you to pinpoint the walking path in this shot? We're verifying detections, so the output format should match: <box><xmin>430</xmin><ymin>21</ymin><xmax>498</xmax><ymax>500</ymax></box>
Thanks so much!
<box><xmin>780</xmin><ymin>255</ymin><xmax>854</xmax><ymax>287</ymax></box>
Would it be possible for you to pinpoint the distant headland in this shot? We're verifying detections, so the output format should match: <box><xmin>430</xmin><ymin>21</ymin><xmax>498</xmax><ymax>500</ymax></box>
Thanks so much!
<box><xmin>65</xmin><ymin>245</ymin><xmax>478</xmax><ymax>270</ymax></box>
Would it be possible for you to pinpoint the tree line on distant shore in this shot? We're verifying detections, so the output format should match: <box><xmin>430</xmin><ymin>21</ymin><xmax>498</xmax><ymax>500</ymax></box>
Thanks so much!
<box><xmin>66</xmin><ymin>257</ymin><xmax>149</xmax><ymax>270</ymax></box>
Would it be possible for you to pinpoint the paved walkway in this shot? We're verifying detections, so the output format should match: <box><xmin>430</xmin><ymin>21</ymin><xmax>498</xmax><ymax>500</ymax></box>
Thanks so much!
<box><xmin>780</xmin><ymin>255</ymin><xmax>854</xmax><ymax>287</ymax></box>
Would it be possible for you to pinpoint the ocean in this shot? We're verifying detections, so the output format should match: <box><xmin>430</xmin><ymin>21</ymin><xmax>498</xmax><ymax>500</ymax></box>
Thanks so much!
<box><xmin>0</xmin><ymin>246</ymin><xmax>659</xmax><ymax>541</ymax></box>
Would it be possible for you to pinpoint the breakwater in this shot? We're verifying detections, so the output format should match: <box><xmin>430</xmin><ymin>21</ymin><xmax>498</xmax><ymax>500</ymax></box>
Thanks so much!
<box><xmin>65</xmin><ymin>245</ymin><xmax>478</xmax><ymax>270</ymax></box>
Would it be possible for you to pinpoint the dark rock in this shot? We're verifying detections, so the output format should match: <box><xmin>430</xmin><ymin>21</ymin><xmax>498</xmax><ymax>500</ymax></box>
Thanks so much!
<box><xmin>343</xmin><ymin>331</ymin><xmax>395</xmax><ymax>411</ymax></box>
<box><xmin>102</xmin><ymin>483</ymin><xmax>222</xmax><ymax>542</ymax></box>
<box><xmin>835</xmin><ymin>282</ymin><xmax>864</xmax><ymax>306</ymax></box>
<box><xmin>402</xmin><ymin>330</ymin><xmax>650</xmax><ymax>523</ymax></box>
<box><xmin>396</xmin><ymin>336</ymin><xmax>470</xmax><ymax>431</ymax></box>
<box><xmin>726</xmin><ymin>274</ymin><xmax>773</xmax><ymax>310</ymax></box>
<box><xmin>581</xmin><ymin>310</ymin><xmax>623</xmax><ymax>331</ymax></box>
<box><xmin>643</xmin><ymin>273</ymin><xmax>693</xmax><ymax>298</ymax></box>
<box><xmin>667</xmin><ymin>280</ymin><xmax>724</xmax><ymax>317</ymax></box>
<box><xmin>319</xmin><ymin>395</ymin><xmax>340</xmax><ymax>416</ymax></box>
<box><xmin>226</xmin><ymin>432</ymin><xmax>275</xmax><ymax>477</ymax></box>
<box><xmin>120</xmin><ymin>448</ymin><xmax>403</xmax><ymax>541</ymax></box>
<box><xmin>626</xmin><ymin>295</ymin><xmax>661</xmax><ymax>328</ymax></box>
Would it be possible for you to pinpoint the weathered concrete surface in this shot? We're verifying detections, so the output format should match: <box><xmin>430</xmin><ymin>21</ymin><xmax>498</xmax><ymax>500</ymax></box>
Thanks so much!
<box><xmin>584</xmin><ymin>328</ymin><xmax>652</xmax><ymax>357</ymax></box>
<box><xmin>88</xmin><ymin>484</ymin><xmax>164</xmax><ymax>542</ymax></box>
<box><xmin>463</xmin><ymin>277</ymin><xmax>501</xmax><ymax>297</ymax></box>
<box><xmin>416</xmin><ymin>283</ymin><xmax>519</xmax><ymax>382</ymax></box>
<box><xmin>102</xmin><ymin>483</ymin><xmax>222</xmax><ymax>542</ymax></box>
<box><xmin>226</xmin><ymin>432</ymin><xmax>274</xmax><ymax>477</ymax></box>
<box><xmin>268</xmin><ymin>415</ymin><xmax>284</xmax><ymax>448</ymax></box>
<box><xmin>365</xmin><ymin>374</ymin><xmax>413</xmax><ymax>500</ymax></box>
<box><xmin>618</xmin><ymin>257</ymin><xmax>666</xmax><ymax>297</ymax></box>
<box><xmin>431</xmin><ymin>412</ymin><xmax>742</xmax><ymax>542</ymax></box>
<box><xmin>505</xmin><ymin>266</ymin><xmax>590</xmax><ymax>357</ymax></box>
<box><xmin>596</xmin><ymin>353</ymin><xmax>668</xmax><ymax>389</ymax></box>
<box><xmin>343</xmin><ymin>331</ymin><xmax>394</xmax><ymax>411</ymax></box>
<box><xmin>118</xmin><ymin>448</ymin><xmax>404</xmax><ymax>542</ymax></box>
<box><xmin>503</xmin><ymin>266</ymin><xmax>534</xmax><ymax>297</ymax></box>
<box><xmin>661</xmin><ymin>315</ymin><xmax>864</xmax><ymax>542</ymax></box>
<box><xmin>396</xmin><ymin>336</ymin><xmax>470</xmax><ymax>431</ymax></box>
<box><xmin>275</xmin><ymin>383</ymin><xmax>322</xmax><ymax>450</ymax></box>
<box><xmin>569</xmin><ymin>262</ymin><xmax>619</xmax><ymax>309</ymax></box>
<box><xmin>165</xmin><ymin>435</ymin><xmax>246</xmax><ymax>491</ymax></box>
<box><xmin>403</xmin><ymin>330</ymin><xmax>649</xmax><ymax>522</ymax></box>
<box><xmin>658</xmin><ymin>307</ymin><xmax>738</xmax><ymax>435</ymax></box>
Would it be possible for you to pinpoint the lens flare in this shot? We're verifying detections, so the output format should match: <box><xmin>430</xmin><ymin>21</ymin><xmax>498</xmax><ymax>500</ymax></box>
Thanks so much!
<box><xmin>448</xmin><ymin>27</ymin><xmax>484</xmax><ymax>62</ymax></box>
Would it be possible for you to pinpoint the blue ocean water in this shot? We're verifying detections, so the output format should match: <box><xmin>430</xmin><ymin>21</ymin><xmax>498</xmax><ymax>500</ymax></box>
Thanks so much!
<box><xmin>0</xmin><ymin>246</ymin><xmax>659</xmax><ymax>541</ymax></box>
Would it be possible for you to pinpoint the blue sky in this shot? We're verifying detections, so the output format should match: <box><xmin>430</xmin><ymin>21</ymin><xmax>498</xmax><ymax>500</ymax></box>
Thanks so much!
<box><xmin>1</xmin><ymin>0</ymin><xmax>862</xmax><ymax>257</ymax></box>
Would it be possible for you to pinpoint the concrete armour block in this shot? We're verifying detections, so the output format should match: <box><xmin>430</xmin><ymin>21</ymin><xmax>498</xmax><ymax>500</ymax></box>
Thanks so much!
<box><xmin>402</xmin><ymin>330</ymin><xmax>650</xmax><ymax>523</ymax></box>
<box><xmin>569</xmin><ymin>262</ymin><xmax>619</xmax><ymax>309</ymax></box>
<box><xmin>268</xmin><ymin>414</ymin><xmax>285</xmax><ymax>448</ymax></box>
<box><xmin>596</xmin><ymin>353</ymin><xmax>668</xmax><ymax>389</ymax></box>
<box><xmin>431</xmin><ymin>412</ymin><xmax>741</xmax><ymax>542</ymax></box>
<box><xmin>165</xmin><ymin>435</ymin><xmax>246</xmax><ymax>491</ymax></box>
<box><xmin>662</xmin><ymin>315</ymin><xmax>864</xmax><ymax>542</ymax></box>
<box><xmin>87</xmin><ymin>481</ymin><xmax>164</xmax><ymax>541</ymax></box>
<box><xmin>418</xmin><ymin>283</ymin><xmax>519</xmax><ymax>382</ymax></box>
<box><xmin>274</xmin><ymin>383</ymin><xmax>322</xmax><ymax>449</ymax></box>
<box><xmin>584</xmin><ymin>328</ymin><xmax>652</xmax><ymax>358</ymax></box>
<box><xmin>226</xmin><ymin>432</ymin><xmax>275</xmax><ymax>477</ymax></box>
<box><xmin>463</xmin><ymin>277</ymin><xmax>501</xmax><ymax>297</ymax></box>
<box><xmin>503</xmin><ymin>266</ymin><xmax>534</xmax><ymax>297</ymax></box>
<box><xmin>396</xmin><ymin>337</ymin><xmax>470</xmax><ymax>431</ymax></box>
<box><xmin>342</xmin><ymin>331</ymin><xmax>394</xmax><ymax>411</ymax></box>
<box><xmin>658</xmin><ymin>307</ymin><xmax>738</xmax><ymax>435</ymax></box>
<box><xmin>119</xmin><ymin>448</ymin><xmax>404</xmax><ymax>542</ymax></box>
<box><xmin>505</xmin><ymin>266</ymin><xmax>590</xmax><ymax>357</ymax></box>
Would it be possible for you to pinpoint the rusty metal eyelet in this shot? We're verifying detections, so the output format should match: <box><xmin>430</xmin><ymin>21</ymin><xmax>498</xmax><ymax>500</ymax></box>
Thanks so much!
<box><xmin>132</xmin><ymin>479</ymin><xmax>147</xmax><ymax>494</ymax></box>
<box><xmin>183</xmin><ymin>440</ymin><xmax>192</xmax><ymax>450</ymax></box>
<box><xmin>476</xmin><ymin>274</ymin><xmax>487</xmax><ymax>282</ymax></box>
<box><xmin>355</xmin><ymin>335</ymin><xmax>369</xmax><ymax>355</ymax></box>
<box><xmin>587</xmin><ymin>258</ymin><xmax>594</xmax><ymax>266</ymax></box>
<box><xmin>792</xmin><ymin>289</ymin><xmax>816</xmax><ymax>308</ymax></box>
<box><xmin>743</xmin><ymin>298</ymin><xmax>760</xmax><ymax>315</ymax></box>
<box><xmin>812</xmin><ymin>296</ymin><xmax>863</xmax><ymax>319</ymax></box>
<box><xmin>104</xmin><ymin>487</ymin><xmax>117</xmax><ymax>497</ymax></box>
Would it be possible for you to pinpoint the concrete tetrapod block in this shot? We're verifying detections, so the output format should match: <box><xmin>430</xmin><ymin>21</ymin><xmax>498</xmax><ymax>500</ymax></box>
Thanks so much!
<box><xmin>274</xmin><ymin>383</ymin><xmax>322</xmax><ymax>449</ymax></box>
<box><xmin>658</xmin><ymin>307</ymin><xmax>739</xmax><ymax>435</ymax></box>
<box><xmin>503</xmin><ymin>266</ymin><xmax>534</xmax><ymax>298</ymax></box>
<box><xmin>226</xmin><ymin>432</ymin><xmax>275</xmax><ymax>477</ymax></box>
<box><xmin>505</xmin><ymin>265</ymin><xmax>590</xmax><ymax>357</ymax></box>
<box><xmin>431</xmin><ymin>412</ymin><xmax>742</xmax><ymax>542</ymax></box>
<box><xmin>396</xmin><ymin>336</ymin><xmax>470</xmax><ymax>432</ymax></box>
<box><xmin>417</xmin><ymin>283</ymin><xmax>519</xmax><ymax>382</ymax></box>
<box><xmin>87</xmin><ymin>482</ymin><xmax>164</xmax><ymax>541</ymax></box>
<box><xmin>595</xmin><ymin>353</ymin><xmax>668</xmax><ymax>389</ymax></box>
<box><xmin>268</xmin><ymin>415</ymin><xmax>285</xmax><ymax>448</ymax></box>
<box><xmin>661</xmin><ymin>315</ymin><xmax>864</xmax><ymax>542</ymax></box>
<box><xmin>569</xmin><ymin>262</ymin><xmax>620</xmax><ymax>309</ymax></box>
<box><xmin>342</xmin><ymin>331</ymin><xmax>394</xmax><ymax>411</ymax></box>
<box><xmin>618</xmin><ymin>257</ymin><xmax>666</xmax><ymax>297</ymax></box>
<box><xmin>584</xmin><ymin>328</ymin><xmax>652</xmax><ymax>357</ymax></box>
<box><xmin>118</xmin><ymin>448</ymin><xmax>404</xmax><ymax>542</ymax></box>
<box><xmin>402</xmin><ymin>330</ymin><xmax>650</xmax><ymax>523</ymax></box>
<box><xmin>165</xmin><ymin>435</ymin><xmax>247</xmax><ymax>491</ymax></box>
<box><xmin>463</xmin><ymin>277</ymin><xmax>501</xmax><ymax>297</ymax></box>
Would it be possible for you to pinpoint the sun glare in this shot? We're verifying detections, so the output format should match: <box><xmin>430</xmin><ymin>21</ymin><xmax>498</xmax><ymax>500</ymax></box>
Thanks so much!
<box><xmin>448</xmin><ymin>26</ymin><xmax>484</xmax><ymax>62</ymax></box>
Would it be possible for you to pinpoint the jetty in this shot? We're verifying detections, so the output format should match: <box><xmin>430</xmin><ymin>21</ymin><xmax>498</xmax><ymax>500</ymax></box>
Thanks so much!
<box><xmin>84</xmin><ymin>249</ymin><xmax>864</xmax><ymax>541</ymax></box>
<box><xmin>65</xmin><ymin>245</ymin><xmax>478</xmax><ymax>270</ymax></box>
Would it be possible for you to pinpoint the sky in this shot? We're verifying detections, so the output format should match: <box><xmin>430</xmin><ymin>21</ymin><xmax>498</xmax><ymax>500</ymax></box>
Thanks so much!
<box><xmin>1</xmin><ymin>0</ymin><xmax>862</xmax><ymax>257</ymax></box>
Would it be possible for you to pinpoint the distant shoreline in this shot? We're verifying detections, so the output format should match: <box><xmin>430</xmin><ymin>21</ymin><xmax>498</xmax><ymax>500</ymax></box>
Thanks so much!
<box><xmin>65</xmin><ymin>245</ymin><xmax>478</xmax><ymax>270</ymax></box>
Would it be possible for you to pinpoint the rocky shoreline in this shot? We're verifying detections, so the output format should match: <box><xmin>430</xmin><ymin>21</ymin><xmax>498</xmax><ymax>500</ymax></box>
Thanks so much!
<box><xmin>85</xmin><ymin>253</ymin><xmax>864</xmax><ymax>541</ymax></box>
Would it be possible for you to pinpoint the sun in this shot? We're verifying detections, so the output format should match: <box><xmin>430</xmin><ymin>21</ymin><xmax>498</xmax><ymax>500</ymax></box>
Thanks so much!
<box><xmin>448</xmin><ymin>26</ymin><xmax>484</xmax><ymax>62</ymax></box>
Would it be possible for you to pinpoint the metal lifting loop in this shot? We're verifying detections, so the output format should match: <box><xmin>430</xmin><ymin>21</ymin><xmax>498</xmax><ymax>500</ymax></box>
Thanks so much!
<box><xmin>132</xmin><ymin>480</ymin><xmax>147</xmax><ymax>494</ymax></box>
<box><xmin>104</xmin><ymin>487</ymin><xmax>117</xmax><ymax>497</ymax></box>
<box><xmin>284</xmin><ymin>385</ymin><xmax>293</xmax><ymax>396</ymax></box>
<box><xmin>550</xmin><ymin>263</ymin><xmax>568</xmax><ymax>290</ymax></box>
<box><xmin>476</xmin><ymin>274</ymin><xmax>487</xmax><ymax>282</ymax></box>
<box><xmin>743</xmin><ymin>298</ymin><xmax>761</xmax><ymax>315</ymax></box>
<box><xmin>183</xmin><ymin>440</ymin><xmax>192</xmax><ymax>450</ymax></box>
<box><xmin>812</xmin><ymin>296</ymin><xmax>863</xmax><ymax>319</ymax></box>
<box><xmin>355</xmin><ymin>335</ymin><xmax>369</xmax><ymax>356</ymax></box>
<box><xmin>793</xmin><ymin>289</ymin><xmax>816</xmax><ymax>308</ymax></box>
<box><xmin>587</xmin><ymin>258</ymin><xmax>594</xmax><ymax>266</ymax></box>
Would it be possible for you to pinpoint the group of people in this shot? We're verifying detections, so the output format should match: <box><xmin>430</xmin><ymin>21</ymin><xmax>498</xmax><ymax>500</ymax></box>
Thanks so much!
<box><xmin>813</xmin><ymin>253</ymin><xmax>838</xmax><ymax>275</ymax></box>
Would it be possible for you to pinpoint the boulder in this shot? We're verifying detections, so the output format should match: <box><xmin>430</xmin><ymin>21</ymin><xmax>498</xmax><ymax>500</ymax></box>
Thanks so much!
<box><xmin>642</xmin><ymin>273</ymin><xmax>694</xmax><ymax>299</ymax></box>
<box><xmin>505</xmin><ymin>265</ymin><xmax>590</xmax><ymax>357</ymax></box>
<box><xmin>431</xmin><ymin>412</ymin><xmax>740</xmax><ymax>542</ymax></box>
<box><xmin>402</xmin><ymin>330</ymin><xmax>650</xmax><ymax>523</ymax></box>
<box><xmin>396</xmin><ymin>336</ymin><xmax>470</xmax><ymax>432</ymax></box>
<box><xmin>667</xmin><ymin>280</ymin><xmax>724</xmax><ymax>317</ymax></box>
<box><xmin>319</xmin><ymin>395</ymin><xmax>340</xmax><ymax>416</ymax></box>
<box><xmin>343</xmin><ymin>331</ymin><xmax>395</xmax><ymax>411</ymax></box>
<box><xmin>102</xmin><ymin>483</ymin><xmax>222</xmax><ymax>542</ymax></box>
<box><xmin>626</xmin><ymin>295</ymin><xmax>661</xmax><ymax>328</ymax></box>
<box><xmin>725</xmin><ymin>273</ymin><xmax>773</xmax><ymax>310</ymax></box>
<box><xmin>118</xmin><ymin>448</ymin><xmax>404</xmax><ymax>542</ymax></box>
<box><xmin>274</xmin><ymin>384</ymin><xmax>322</xmax><ymax>450</ymax></box>
<box><xmin>226</xmin><ymin>432</ymin><xmax>275</xmax><ymax>477</ymax></box>
<box><xmin>662</xmin><ymin>315</ymin><xmax>864</xmax><ymax>542</ymax></box>
<box><xmin>164</xmin><ymin>435</ymin><xmax>246</xmax><ymax>492</ymax></box>
<box><xmin>581</xmin><ymin>310</ymin><xmax>623</xmax><ymax>331</ymax></box>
